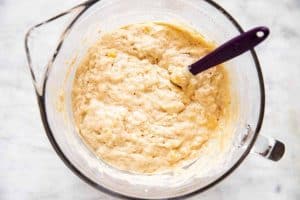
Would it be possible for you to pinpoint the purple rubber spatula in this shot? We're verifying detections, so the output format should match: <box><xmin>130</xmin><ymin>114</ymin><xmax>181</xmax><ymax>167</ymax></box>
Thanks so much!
<box><xmin>188</xmin><ymin>26</ymin><xmax>269</xmax><ymax>75</ymax></box>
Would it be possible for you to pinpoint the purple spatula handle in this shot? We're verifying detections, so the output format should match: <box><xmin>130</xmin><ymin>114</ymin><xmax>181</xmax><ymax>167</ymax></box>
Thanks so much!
<box><xmin>189</xmin><ymin>27</ymin><xmax>270</xmax><ymax>75</ymax></box>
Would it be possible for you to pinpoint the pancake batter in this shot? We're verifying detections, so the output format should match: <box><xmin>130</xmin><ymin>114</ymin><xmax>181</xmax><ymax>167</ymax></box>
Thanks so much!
<box><xmin>72</xmin><ymin>22</ymin><xmax>231</xmax><ymax>173</ymax></box>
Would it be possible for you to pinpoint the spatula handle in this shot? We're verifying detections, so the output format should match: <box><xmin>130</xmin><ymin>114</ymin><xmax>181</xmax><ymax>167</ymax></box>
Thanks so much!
<box><xmin>189</xmin><ymin>27</ymin><xmax>269</xmax><ymax>75</ymax></box>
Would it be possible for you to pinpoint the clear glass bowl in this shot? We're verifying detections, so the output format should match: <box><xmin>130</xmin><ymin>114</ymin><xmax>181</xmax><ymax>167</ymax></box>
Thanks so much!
<box><xmin>25</xmin><ymin>0</ymin><xmax>285</xmax><ymax>199</ymax></box>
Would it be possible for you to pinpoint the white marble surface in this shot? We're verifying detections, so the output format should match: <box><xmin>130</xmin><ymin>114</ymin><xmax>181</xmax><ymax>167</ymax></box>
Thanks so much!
<box><xmin>0</xmin><ymin>0</ymin><xmax>299</xmax><ymax>199</ymax></box>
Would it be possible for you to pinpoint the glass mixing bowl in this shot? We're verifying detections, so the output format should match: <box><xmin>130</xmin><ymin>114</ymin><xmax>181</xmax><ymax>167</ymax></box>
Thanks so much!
<box><xmin>25</xmin><ymin>0</ymin><xmax>285</xmax><ymax>199</ymax></box>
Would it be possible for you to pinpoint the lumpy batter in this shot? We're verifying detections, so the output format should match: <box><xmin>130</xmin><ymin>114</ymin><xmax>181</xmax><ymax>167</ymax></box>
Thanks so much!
<box><xmin>72</xmin><ymin>22</ymin><xmax>231</xmax><ymax>173</ymax></box>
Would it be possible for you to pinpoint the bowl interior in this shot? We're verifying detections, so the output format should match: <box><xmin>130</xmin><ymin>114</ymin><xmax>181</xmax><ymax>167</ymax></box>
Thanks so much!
<box><xmin>43</xmin><ymin>0</ymin><xmax>263</xmax><ymax>198</ymax></box>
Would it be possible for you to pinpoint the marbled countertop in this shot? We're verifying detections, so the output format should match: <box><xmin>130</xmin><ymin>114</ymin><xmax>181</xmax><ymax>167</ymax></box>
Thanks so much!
<box><xmin>0</xmin><ymin>0</ymin><xmax>299</xmax><ymax>199</ymax></box>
